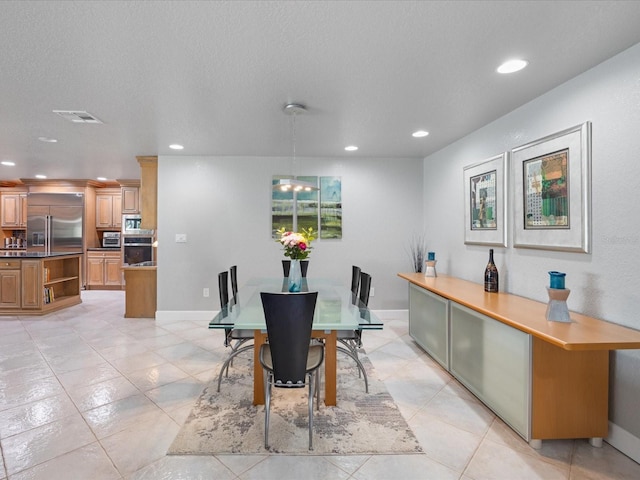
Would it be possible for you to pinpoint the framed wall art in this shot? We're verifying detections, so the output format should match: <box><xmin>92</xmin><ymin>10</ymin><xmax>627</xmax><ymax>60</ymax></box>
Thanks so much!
<box><xmin>319</xmin><ymin>176</ymin><xmax>342</xmax><ymax>239</ymax></box>
<box><xmin>511</xmin><ymin>121</ymin><xmax>591</xmax><ymax>253</ymax></box>
<box><xmin>463</xmin><ymin>152</ymin><xmax>508</xmax><ymax>247</ymax></box>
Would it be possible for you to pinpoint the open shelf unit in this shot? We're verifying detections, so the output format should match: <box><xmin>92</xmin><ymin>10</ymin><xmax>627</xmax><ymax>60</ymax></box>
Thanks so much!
<box><xmin>42</xmin><ymin>256</ymin><xmax>81</xmax><ymax>310</ymax></box>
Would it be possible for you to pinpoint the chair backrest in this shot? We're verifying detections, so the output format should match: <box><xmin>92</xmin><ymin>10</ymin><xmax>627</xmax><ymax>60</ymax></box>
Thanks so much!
<box><xmin>300</xmin><ymin>260</ymin><xmax>309</xmax><ymax>277</ymax></box>
<box><xmin>282</xmin><ymin>259</ymin><xmax>291</xmax><ymax>277</ymax></box>
<box><xmin>230</xmin><ymin>265</ymin><xmax>238</xmax><ymax>301</ymax></box>
<box><xmin>260</xmin><ymin>291</ymin><xmax>318</xmax><ymax>385</ymax></box>
<box><xmin>282</xmin><ymin>259</ymin><xmax>309</xmax><ymax>278</ymax></box>
<box><xmin>351</xmin><ymin>265</ymin><xmax>361</xmax><ymax>302</ymax></box>
<box><xmin>218</xmin><ymin>271</ymin><xmax>229</xmax><ymax>309</ymax></box>
<box><xmin>359</xmin><ymin>272</ymin><xmax>372</xmax><ymax>307</ymax></box>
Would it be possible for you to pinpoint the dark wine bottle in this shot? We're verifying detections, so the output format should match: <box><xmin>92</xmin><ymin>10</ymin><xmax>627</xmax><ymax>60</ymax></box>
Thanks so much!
<box><xmin>484</xmin><ymin>249</ymin><xmax>499</xmax><ymax>292</ymax></box>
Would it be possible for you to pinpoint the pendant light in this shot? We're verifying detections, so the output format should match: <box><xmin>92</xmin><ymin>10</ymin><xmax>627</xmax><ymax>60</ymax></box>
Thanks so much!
<box><xmin>273</xmin><ymin>103</ymin><xmax>318</xmax><ymax>192</ymax></box>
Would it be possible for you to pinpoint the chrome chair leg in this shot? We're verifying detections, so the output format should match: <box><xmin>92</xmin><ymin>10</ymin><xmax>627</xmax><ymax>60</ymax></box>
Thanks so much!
<box><xmin>337</xmin><ymin>345</ymin><xmax>369</xmax><ymax>393</ymax></box>
<box><xmin>264</xmin><ymin>372</ymin><xmax>272</xmax><ymax>449</ymax></box>
<box><xmin>217</xmin><ymin>344</ymin><xmax>254</xmax><ymax>392</ymax></box>
<box><xmin>308</xmin><ymin>371</ymin><xmax>314</xmax><ymax>450</ymax></box>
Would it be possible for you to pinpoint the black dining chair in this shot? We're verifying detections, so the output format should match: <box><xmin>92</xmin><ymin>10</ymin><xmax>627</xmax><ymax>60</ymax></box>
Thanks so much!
<box><xmin>337</xmin><ymin>270</ymin><xmax>372</xmax><ymax>392</ymax></box>
<box><xmin>350</xmin><ymin>265</ymin><xmax>361</xmax><ymax>304</ymax></box>
<box><xmin>230</xmin><ymin>265</ymin><xmax>238</xmax><ymax>303</ymax></box>
<box><xmin>216</xmin><ymin>268</ymin><xmax>254</xmax><ymax>392</ymax></box>
<box><xmin>259</xmin><ymin>291</ymin><xmax>324</xmax><ymax>450</ymax></box>
<box><xmin>282</xmin><ymin>259</ymin><xmax>309</xmax><ymax>278</ymax></box>
<box><xmin>218</xmin><ymin>270</ymin><xmax>229</xmax><ymax>310</ymax></box>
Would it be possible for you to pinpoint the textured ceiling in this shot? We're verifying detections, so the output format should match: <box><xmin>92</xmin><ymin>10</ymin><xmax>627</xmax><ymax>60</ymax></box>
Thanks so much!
<box><xmin>1</xmin><ymin>0</ymin><xmax>640</xmax><ymax>182</ymax></box>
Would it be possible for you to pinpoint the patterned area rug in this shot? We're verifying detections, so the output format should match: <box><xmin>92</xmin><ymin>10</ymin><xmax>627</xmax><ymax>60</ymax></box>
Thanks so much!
<box><xmin>168</xmin><ymin>351</ymin><xmax>423</xmax><ymax>455</ymax></box>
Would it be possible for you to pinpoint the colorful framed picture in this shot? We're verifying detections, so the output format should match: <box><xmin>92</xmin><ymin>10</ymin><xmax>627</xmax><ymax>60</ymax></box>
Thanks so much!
<box><xmin>463</xmin><ymin>152</ymin><xmax>508</xmax><ymax>246</ymax></box>
<box><xmin>511</xmin><ymin>122</ymin><xmax>591</xmax><ymax>253</ymax></box>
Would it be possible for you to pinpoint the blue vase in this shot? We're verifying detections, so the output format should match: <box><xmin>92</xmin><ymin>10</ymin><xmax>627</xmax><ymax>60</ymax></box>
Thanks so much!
<box><xmin>288</xmin><ymin>259</ymin><xmax>302</xmax><ymax>292</ymax></box>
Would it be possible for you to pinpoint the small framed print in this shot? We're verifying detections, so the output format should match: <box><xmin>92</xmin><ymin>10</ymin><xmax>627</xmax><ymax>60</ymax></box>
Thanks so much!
<box><xmin>463</xmin><ymin>152</ymin><xmax>508</xmax><ymax>247</ymax></box>
<box><xmin>511</xmin><ymin>122</ymin><xmax>591</xmax><ymax>253</ymax></box>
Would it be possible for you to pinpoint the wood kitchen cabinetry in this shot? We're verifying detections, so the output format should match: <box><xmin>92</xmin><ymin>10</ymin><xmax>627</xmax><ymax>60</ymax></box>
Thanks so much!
<box><xmin>1</xmin><ymin>192</ymin><xmax>28</xmax><ymax>228</ymax></box>
<box><xmin>0</xmin><ymin>254</ymin><xmax>81</xmax><ymax>315</ymax></box>
<box><xmin>95</xmin><ymin>189</ymin><xmax>122</xmax><ymax>229</ymax></box>
<box><xmin>137</xmin><ymin>156</ymin><xmax>157</xmax><ymax>229</ymax></box>
<box><xmin>0</xmin><ymin>260</ymin><xmax>21</xmax><ymax>308</ymax></box>
<box><xmin>87</xmin><ymin>250</ymin><xmax>122</xmax><ymax>289</ymax></box>
<box><xmin>122</xmin><ymin>263</ymin><xmax>156</xmax><ymax>317</ymax></box>
<box><xmin>121</xmin><ymin>185</ymin><xmax>139</xmax><ymax>214</ymax></box>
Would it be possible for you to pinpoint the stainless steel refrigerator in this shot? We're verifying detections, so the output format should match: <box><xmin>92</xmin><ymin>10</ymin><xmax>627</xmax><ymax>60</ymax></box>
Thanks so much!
<box><xmin>27</xmin><ymin>193</ymin><xmax>84</xmax><ymax>253</ymax></box>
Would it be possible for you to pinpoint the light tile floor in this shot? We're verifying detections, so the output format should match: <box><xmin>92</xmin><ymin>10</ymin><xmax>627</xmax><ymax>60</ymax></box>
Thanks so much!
<box><xmin>1</xmin><ymin>290</ymin><xmax>639</xmax><ymax>479</ymax></box>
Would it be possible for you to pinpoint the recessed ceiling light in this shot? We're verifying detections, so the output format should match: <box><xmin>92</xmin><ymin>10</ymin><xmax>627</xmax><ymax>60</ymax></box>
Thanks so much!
<box><xmin>169</xmin><ymin>144</ymin><xmax>184</xmax><ymax>150</ymax></box>
<box><xmin>1</xmin><ymin>161</ymin><xmax>15</xmax><ymax>166</ymax></box>
<box><xmin>35</xmin><ymin>174</ymin><xmax>47</xmax><ymax>179</ymax></box>
<box><xmin>345</xmin><ymin>145</ymin><xmax>358</xmax><ymax>151</ymax></box>
<box><xmin>497</xmin><ymin>59</ymin><xmax>528</xmax><ymax>74</ymax></box>
<box><xmin>412</xmin><ymin>130</ymin><xmax>429</xmax><ymax>138</ymax></box>
<box><xmin>97</xmin><ymin>177</ymin><xmax>107</xmax><ymax>181</ymax></box>
<box><xmin>38</xmin><ymin>136</ymin><xmax>58</xmax><ymax>143</ymax></box>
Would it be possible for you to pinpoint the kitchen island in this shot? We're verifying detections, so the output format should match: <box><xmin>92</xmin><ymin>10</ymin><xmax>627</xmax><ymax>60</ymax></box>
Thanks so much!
<box><xmin>122</xmin><ymin>261</ymin><xmax>156</xmax><ymax>318</ymax></box>
<box><xmin>0</xmin><ymin>252</ymin><xmax>82</xmax><ymax>315</ymax></box>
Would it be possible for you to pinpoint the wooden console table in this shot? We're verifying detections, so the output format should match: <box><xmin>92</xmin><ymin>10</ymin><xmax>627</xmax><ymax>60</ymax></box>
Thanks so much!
<box><xmin>398</xmin><ymin>272</ymin><xmax>640</xmax><ymax>448</ymax></box>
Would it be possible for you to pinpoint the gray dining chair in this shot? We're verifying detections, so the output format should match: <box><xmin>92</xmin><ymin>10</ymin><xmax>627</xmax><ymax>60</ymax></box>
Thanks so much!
<box><xmin>259</xmin><ymin>291</ymin><xmax>323</xmax><ymax>450</ymax></box>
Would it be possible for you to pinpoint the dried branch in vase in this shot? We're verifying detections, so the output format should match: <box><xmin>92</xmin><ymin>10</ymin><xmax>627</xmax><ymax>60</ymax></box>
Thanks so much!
<box><xmin>407</xmin><ymin>233</ymin><xmax>428</xmax><ymax>273</ymax></box>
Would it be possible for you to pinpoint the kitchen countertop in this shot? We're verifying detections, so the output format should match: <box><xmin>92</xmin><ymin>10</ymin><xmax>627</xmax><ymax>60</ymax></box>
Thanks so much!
<box><xmin>122</xmin><ymin>261</ymin><xmax>157</xmax><ymax>269</ymax></box>
<box><xmin>0</xmin><ymin>251</ymin><xmax>84</xmax><ymax>258</ymax></box>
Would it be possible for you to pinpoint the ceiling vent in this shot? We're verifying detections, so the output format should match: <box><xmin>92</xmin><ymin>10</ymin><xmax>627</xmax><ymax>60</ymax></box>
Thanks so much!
<box><xmin>53</xmin><ymin>110</ymin><xmax>103</xmax><ymax>124</ymax></box>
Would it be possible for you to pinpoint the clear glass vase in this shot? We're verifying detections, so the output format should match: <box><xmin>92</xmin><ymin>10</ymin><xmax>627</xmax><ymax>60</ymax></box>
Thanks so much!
<box><xmin>288</xmin><ymin>259</ymin><xmax>302</xmax><ymax>292</ymax></box>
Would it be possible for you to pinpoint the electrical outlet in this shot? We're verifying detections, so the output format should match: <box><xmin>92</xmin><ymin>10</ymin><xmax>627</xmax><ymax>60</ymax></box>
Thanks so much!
<box><xmin>175</xmin><ymin>233</ymin><xmax>187</xmax><ymax>243</ymax></box>
<box><xmin>203</xmin><ymin>288</ymin><xmax>210</xmax><ymax>297</ymax></box>
<box><xmin>369</xmin><ymin>287</ymin><xmax>375</xmax><ymax>297</ymax></box>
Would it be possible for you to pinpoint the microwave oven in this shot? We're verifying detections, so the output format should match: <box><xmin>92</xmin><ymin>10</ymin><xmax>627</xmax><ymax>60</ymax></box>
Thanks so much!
<box><xmin>122</xmin><ymin>214</ymin><xmax>154</xmax><ymax>236</ymax></box>
<box><xmin>102</xmin><ymin>232</ymin><xmax>121</xmax><ymax>248</ymax></box>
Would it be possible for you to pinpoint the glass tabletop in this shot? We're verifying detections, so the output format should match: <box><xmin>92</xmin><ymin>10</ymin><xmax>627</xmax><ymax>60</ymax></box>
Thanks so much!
<box><xmin>208</xmin><ymin>277</ymin><xmax>383</xmax><ymax>331</ymax></box>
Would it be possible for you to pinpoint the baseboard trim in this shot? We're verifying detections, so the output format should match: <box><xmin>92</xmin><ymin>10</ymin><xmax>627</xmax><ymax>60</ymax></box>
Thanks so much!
<box><xmin>607</xmin><ymin>421</ymin><xmax>640</xmax><ymax>464</ymax></box>
<box><xmin>155</xmin><ymin>310</ymin><xmax>216</xmax><ymax>322</ymax></box>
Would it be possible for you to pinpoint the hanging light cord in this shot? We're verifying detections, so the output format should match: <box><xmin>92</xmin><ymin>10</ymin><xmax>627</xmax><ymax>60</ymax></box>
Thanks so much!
<box><xmin>291</xmin><ymin>111</ymin><xmax>298</xmax><ymax>178</ymax></box>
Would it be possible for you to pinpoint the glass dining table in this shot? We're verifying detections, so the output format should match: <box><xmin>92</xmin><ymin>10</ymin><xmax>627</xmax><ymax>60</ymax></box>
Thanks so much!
<box><xmin>209</xmin><ymin>277</ymin><xmax>383</xmax><ymax>406</ymax></box>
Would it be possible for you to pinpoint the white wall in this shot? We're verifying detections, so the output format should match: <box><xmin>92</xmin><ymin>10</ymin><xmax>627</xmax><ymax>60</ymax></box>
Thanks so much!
<box><xmin>156</xmin><ymin>155</ymin><xmax>423</xmax><ymax>318</ymax></box>
<box><xmin>422</xmin><ymin>43</ymin><xmax>640</xmax><ymax>459</ymax></box>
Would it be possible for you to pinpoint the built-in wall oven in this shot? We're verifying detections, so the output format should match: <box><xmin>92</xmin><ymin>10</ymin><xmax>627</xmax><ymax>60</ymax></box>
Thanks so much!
<box><xmin>122</xmin><ymin>236</ymin><xmax>154</xmax><ymax>266</ymax></box>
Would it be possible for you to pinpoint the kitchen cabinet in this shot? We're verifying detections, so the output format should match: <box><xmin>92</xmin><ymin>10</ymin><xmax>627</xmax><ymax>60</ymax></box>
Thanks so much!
<box><xmin>87</xmin><ymin>250</ymin><xmax>122</xmax><ymax>288</ymax></box>
<box><xmin>96</xmin><ymin>189</ymin><xmax>122</xmax><ymax>229</ymax></box>
<box><xmin>0</xmin><ymin>254</ymin><xmax>80</xmax><ymax>314</ymax></box>
<box><xmin>121</xmin><ymin>186</ymin><xmax>139</xmax><ymax>214</ymax></box>
<box><xmin>137</xmin><ymin>156</ymin><xmax>157</xmax><ymax>229</ymax></box>
<box><xmin>398</xmin><ymin>272</ymin><xmax>640</xmax><ymax>449</ymax></box>
<box><xmin>21</xmin><ymin>260</ymin><xmax>41</xmax><ymax>308</ymax></box>
<box><xmin>1</xmin><ymin>193</ymin><xmax>28</xmax><ymax>228</ymax></box>
<box><xmin>0</xmin><ymin>260</ymin><xmax>21</xmax><ymax>308</ymax></box>
<box><xmin>122</xmin><ymin>263</ymin><xmax>156</xmax><ymax>317</ymax></box>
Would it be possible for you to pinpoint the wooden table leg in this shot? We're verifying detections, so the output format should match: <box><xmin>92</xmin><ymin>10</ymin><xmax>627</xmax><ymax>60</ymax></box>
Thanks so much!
<box><xmin>323</xmin><ymin>330</ymin><xmax>337</xmax><ymax>406</ymax></box>
<box><xmin>253</xmin><ymin>330</ymin><xmax>266</xmax><ymax>405</ymax></box>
